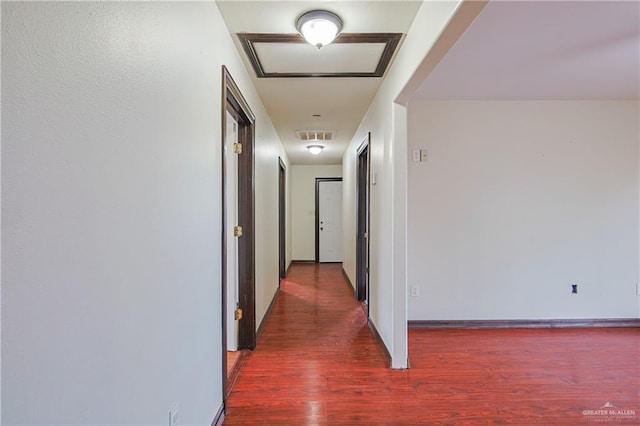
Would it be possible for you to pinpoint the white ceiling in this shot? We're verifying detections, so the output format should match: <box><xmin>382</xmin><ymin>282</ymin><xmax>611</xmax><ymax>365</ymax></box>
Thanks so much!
<box><xmin>217</xmin><ymin>0</ymin><xmax>640</xmax><ymax>165</ymax></box>
<box><xmin>216</xmin><ymin>0</ymin><xmax>422</xmax><ymax>165</ymax></box>
<box><xmin>415</xmin><ymin>0</ymin><xmax>640</xmax><ymax>100</ymax></box>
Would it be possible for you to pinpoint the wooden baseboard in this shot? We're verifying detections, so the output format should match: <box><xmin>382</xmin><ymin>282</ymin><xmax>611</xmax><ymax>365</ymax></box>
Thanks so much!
<box><xmin>291</xmin><ymin>259</ymin><xmax>316</xmax><ymax>263</ymax></box>
<box><xmin>257</xmin><ymin>287</ymin><xmax>280</xmax><ymax>340</ymax></box>
<box><xmin>341</xmin><ymin>267</ymin><xmax>355</xmax><ymax>295</ymax></box>
<box><xmin>408</xmin><ymin>318</ymin><xmax>640</xmax><ymax>330</ymax></box>
<box><xmin>368</xmin><ymin>319</ymin><xmax>392</xmax><ymax>368</ymax></box>
<box><xmin>211</xmin><ymin>403</ymin><xmax>225</xmax><ymax>426</ymax></box>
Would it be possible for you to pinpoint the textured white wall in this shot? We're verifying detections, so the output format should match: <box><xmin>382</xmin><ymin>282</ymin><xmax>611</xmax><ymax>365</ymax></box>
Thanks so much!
<box><xmin>255</xmin><ymin>144</ymin><xmax>290</xmax><ymax>328</ymax></box>
<box><xmin>407</xmin><ymin>101</ymin><xmax>640</xmax><ymax>320</ymax></box>
<box><xmin>291</xmin><ymin>165</ymin><xmax>342</xmax><ymax>261</ymax></box>
<box><xmin>0</xmin><ymin>2</ymin><xmax>3</xmax><ymax>417</ymax></box>
<box><xmin>1</xmin><ymin>2</ymin><xmax>285</xmax><ymax>424</ymax></box>
<box><xmin>343</xmin><ymin>0</ymin><xmax>467</xmax><ymax>368</ymax></box>
<box><xmin>285</xmin><ymin>160</ymin><xmax>293</xmax><ymax>271</ymax></box>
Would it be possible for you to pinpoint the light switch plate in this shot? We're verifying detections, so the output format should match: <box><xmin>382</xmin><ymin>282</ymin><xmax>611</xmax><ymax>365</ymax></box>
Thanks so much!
<box><xmin>410</xmin><ymin>284</ymin><xmax>419</xmax><ymax>297</ymax></box>
<box><xmin>412</xmin><ymin>150</ymin><xmax>421</xmax><ymax>162</ymax></box>
<box><xmin>420</xmin><ymin>149</ymin><xmax>429</xmax><ymax>162</ymax></box>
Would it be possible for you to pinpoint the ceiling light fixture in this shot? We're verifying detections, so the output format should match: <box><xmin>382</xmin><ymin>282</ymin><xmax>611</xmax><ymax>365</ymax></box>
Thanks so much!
<box><xmin>296</xmin><ymin>10</ymin><xmax>343</xmax><ymax>49</ymax></box>
<box><xmin>306</xmin><ymin>144</ymin><xmax>324</xmax><ymax>155</ymax></box>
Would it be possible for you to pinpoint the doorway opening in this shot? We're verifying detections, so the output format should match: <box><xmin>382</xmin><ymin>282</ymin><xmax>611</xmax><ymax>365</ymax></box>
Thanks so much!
<box><xmin>279</xmin><ymin>158</ymin><xmax>286</xmax><ymax>279</ymax></box>
<box><xmin>315</xmin><ymin>178</ymin><xmax>343</xmax><ymax>263</ymax></box>
<box><xmin>221</xmin><ymin>66</ymin><xmax>256</xmax><ymax>401</ymax></box>
<box><xmin>356</xmin><ymin>134</ymin><xmax>371</xmax><ymax>311</ymax></box>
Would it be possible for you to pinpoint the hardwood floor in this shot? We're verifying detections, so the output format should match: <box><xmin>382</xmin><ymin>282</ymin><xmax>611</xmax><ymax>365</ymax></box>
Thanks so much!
<box><xmin>227</xmin><ymin>351</ymin><xmax>241</xmax><ymax>376</ymax></box>
<box><xmin>227</xmin><ymin>350</ymin><xmax>250</xmax><ymax>396</ymax></box>
<box><xmin>223</xmin><ymin>263</ymin><xmax>639</xmax><ymax>425</ymax></box>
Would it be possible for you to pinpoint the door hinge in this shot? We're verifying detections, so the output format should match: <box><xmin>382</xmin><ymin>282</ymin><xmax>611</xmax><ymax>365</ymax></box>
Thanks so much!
<box><xmin>233</xmin><ymin>225</ymin><xmax>243</xmax><ymax>237</ymax></box>
<box><xmin>234</xmin><ymin>308</ymin><xmax>243</xmax><ymax>320</ymax></box>
<box><xmin>233</xmin><ymin>143</ymin><xmax>243</xmax><ymax>154</ymax></box>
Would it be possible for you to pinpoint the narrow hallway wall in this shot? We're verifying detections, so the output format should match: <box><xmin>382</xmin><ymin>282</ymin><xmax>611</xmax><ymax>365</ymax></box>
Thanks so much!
<box><xmin>1</xmin><ymin>2</ymin><xmax>287</xmax><ymax>424</ymax></box>
<box><xmin>343</xmin><ymin>0</ymin><xmax>479</xmax><ymax>368</ymax></box>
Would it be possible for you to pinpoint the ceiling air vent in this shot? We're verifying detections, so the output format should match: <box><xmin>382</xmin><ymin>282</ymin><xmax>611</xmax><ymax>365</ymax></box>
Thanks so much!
<box><xmin>296</xmin><ymin>130</ymin><xmax>334</xmax><ymax>141</ymax></box>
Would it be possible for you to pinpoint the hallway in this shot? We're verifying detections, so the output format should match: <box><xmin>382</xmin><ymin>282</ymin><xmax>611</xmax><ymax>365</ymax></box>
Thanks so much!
<box><xmin>224</xmin><ymin>263</ymin><xmax>393</xmax><ymax>424</ymax></box>
<box><xmin>224</xmin><ymin>263</ymin><xmax>639</xmax><ymax>425</ymax></box>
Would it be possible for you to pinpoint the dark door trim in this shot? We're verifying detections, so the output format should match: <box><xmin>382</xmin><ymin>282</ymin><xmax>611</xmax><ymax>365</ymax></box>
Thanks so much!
<box><xmin>221</xmin><ymin>66</ymin><xmax>256</xmax><ymax>403</ymax></box>
<box><xmin>278</xmin><ymin>157</ymin><xmax>286</xmax><ymax>279</ymax></box>
<box><xmin>315</xmin><ymin>177</ymin><xmax>343</xmax><ymax>263</ymax></box>
<box><xmin>356</xmin><ymin>134</ymin><xmax>371</xmax><ymax>308</ymax></box>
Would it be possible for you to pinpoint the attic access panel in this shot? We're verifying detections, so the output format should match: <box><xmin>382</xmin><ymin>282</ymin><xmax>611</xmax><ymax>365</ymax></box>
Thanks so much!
<box><xmin>238</xmin><ymin>33</ymin><xmax>402</xmax><ymax>78</ymax></box>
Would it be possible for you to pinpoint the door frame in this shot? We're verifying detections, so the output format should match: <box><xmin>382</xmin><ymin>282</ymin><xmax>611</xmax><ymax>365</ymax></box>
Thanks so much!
<box><xmin>356</xmin><ymin>134</ymin><xmax>371</xmax><ymax>308</ymax></box>
<box><xmin>315</xmin><ymin>177</ymin><xmax>343</xmax><ymax>263</ymax></box>
<box><xmin>278</xmin><ymin>157</ymin><xmax>286</xmax><ymax>279</ymax></box>
<box><xmin>221</xmin><ymin>66</ymin><xmax>256</xmax><ymax>401</ymax></box>
<box><xmin>224</xmin><ymin>110</ymin><xmax>240</xmax><ymax>353</ymax></box>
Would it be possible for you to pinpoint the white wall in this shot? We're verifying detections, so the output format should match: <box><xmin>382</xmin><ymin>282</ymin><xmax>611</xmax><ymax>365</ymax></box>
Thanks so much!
<box><xmin>0</xmin><ymin>2</ymin><xmax>3</xmax><ymax>418</ymax></box>
<box><xmin>255</xmin><ymin>144</ymin><xmax>291</xmax><ymax>327</ymax></box>
<box><xmin>407</xmin><ymin>101</ymin><xmax>640</xmax><ymax>320</ymax></box>
<box><xmin>281</xmin><ymin>158</ymin><xmax>293</xmax><ymax>274</ymax></box>
<box><xmin>291</xmin><ymin>165</ymin><xmax>342</xmax><ymax>261</ymax></box>
<box><xmin>343</xmin><ymin>0</ymin><xmax>483</xmax><ymax>368</ymax></box>
<box><xmin>1</xmin><ymin>2</ymin><xmax>286</xmax><ymax>424</ymax></box>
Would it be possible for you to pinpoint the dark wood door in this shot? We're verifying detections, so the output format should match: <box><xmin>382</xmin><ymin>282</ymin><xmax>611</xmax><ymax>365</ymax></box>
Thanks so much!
<box><xmin>221</xmin><ymin>65</ymin><xmax>256</xmax><ymax>402</ymax></box>
<box><xmin>356</xmin><ymin>134</ymin><xmax>370</xmax><ymax>307</ymax></box>
<box><xmin>279</xmin><ymin>158</ymin><xmax>286</xmax><ymax>279</ymax></box>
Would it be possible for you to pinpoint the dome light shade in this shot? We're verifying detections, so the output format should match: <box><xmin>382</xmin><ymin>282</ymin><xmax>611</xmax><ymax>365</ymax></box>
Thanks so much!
<box><xmin>296</xmin><ymin>10</ymin><xmax>343</xmax><ymax>49</ymax></box>
<box><xmin>307</xmin><ymin>144</ymin><xmax>324</xmax><ymax>155</ymax></box>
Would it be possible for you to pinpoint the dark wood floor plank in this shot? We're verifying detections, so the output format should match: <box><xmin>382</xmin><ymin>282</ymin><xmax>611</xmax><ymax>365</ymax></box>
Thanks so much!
<box><xmin>224</xmin><ymin>263</ymin><xmax>639</xmax><ymax>424</ymax></box>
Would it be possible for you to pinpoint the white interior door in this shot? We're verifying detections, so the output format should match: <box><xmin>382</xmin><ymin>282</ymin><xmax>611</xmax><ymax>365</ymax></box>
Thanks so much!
<box><xmin>319</xmin><ymin>180</ymin><xmax>343</xmax><ymax>262</ymax></box>
<box><xmin>225</xmin><ymin>111</ymin><xmax>239</xmax><ymax>351</ymax></box>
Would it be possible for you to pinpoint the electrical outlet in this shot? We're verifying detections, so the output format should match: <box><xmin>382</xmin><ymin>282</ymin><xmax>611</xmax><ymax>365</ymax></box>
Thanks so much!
<box><xmin>169</xmin><ymin>403</ymin><xmax>180</xmax><ymax>426</ymax></box>
<box><xmin>410</xmin><ymin>284</ymin><xmax>419</xmax><ymax>297</ymax></box>
<box><xmin>412</xmin><ymin>150</ymin><xmax>420</xmax><ymax>162</ymax></box>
